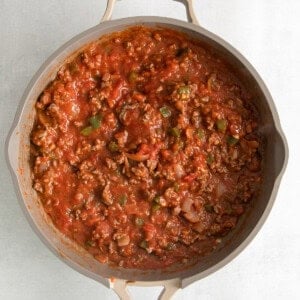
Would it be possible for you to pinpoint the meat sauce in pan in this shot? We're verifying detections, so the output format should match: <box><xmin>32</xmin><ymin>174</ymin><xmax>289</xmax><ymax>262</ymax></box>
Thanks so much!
<box><xmin>31</xmin><ymin>26</ymin><xmax>262</xmax><ymax>269</ymax></box>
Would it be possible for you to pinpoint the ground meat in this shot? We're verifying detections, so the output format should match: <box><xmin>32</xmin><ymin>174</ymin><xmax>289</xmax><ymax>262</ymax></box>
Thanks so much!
<box><xmin>30</xmin><ymin>26</ymin><xmax>263</xmax><ymax>270</ymax></box>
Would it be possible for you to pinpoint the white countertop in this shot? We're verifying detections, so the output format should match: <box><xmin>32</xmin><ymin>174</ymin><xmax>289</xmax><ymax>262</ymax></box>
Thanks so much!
<box><xmin>1</xmin><ymin>0</ymin><xmax>299</xmax><ymax>299</ymax></box>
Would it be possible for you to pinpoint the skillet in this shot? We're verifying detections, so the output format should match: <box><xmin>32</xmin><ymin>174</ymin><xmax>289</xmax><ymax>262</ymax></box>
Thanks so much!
<box><xmin>6</xmin><ymin>0</ymin><xmax>288</xmax><ymax>298</ymax></box>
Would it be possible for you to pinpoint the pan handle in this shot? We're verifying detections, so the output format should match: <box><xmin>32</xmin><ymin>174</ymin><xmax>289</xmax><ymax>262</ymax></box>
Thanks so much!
<box><xmin>101</xmin><ymin>0</ymin><xmax>199</xmax><ymax>25</ymax></box>
<box><xmin>111</xmin><ymin>278</ymin><xmax>181</xmax><ymax>300</ymax></box>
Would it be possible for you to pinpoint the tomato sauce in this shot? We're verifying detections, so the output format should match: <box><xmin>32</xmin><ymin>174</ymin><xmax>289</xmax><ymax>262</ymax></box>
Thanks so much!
<box><xmin>31</xmin><ymin>26</ymin><xmax>262</xmax><ymax>269</ymax></box>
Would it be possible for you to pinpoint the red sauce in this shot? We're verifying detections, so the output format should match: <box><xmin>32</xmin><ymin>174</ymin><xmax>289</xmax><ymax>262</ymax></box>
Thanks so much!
<box><xmin>31</xmin><ymin>26</ymin><xmax>262</xmax><ymax>269</ymax></box>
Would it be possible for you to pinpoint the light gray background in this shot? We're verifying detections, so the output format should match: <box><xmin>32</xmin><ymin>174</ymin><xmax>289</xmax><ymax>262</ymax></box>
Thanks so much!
<box><xmin>1</xmin><ymin>0</ymin><xmax>299</xmax><ymax>299</ymax></box>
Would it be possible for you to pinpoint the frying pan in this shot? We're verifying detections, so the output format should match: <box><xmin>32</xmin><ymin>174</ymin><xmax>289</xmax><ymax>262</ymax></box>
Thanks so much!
<box><xmin>5</xmin><ymin>0</ymin><xmax>288</xmax><ymax>299</ymax></box>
